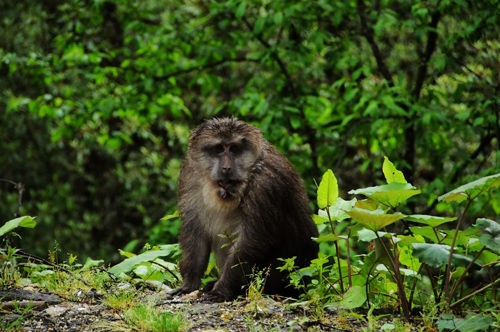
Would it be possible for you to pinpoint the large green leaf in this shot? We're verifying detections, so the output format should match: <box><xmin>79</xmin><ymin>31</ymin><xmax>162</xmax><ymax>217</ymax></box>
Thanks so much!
<box><xmin>410</xmin><ymin>226</ymin><xmax>442</xmax><ymax>244</ymax></box>
<box><xmin>437</xmin><ymin>313</ymin><xmax>493</xmax><ymax>332</ymax></box>
<box><xmin>411</xmin><ymin>243</ymin><xmax>480</xmax><ymax>270</ymax></box>
<box><xmin>345</xmin><ymin>208</ymin><xmax>405</xmax><ymax>231</ymax></box>
<box><xmin>337</xmin><ymin>286</ymin><xmax>367</xmax><ymax>309</ymax></box>
<box><xmin>354</xmin><ymin>199</ymin><xmax>380</xmax><ymax>211</ymax></box>
<box><xmin>109</xmin><ymin>244</ymin><xmax>179</xmax><ymax>276</ymax></box>
<box><xmin>357</xmin><ymin>228</ymin><xmax>393</xmax><ymax>242</ymax></box>
<box><xmin>0</xmin><ymin>216</ymin><xmax>37</xmax><ymax>236</ymax></box>
<box><xmin>438</xmin><ymin>173</ymin><xmax>500</xmax><ymax>204</ymax></box>
<box><xmin>318</xmin><ymin>197</ymin><xmax>357</xmax><ymax>222</ymax></box>
<box><xmin>405</xmin><ymin>214</ymin><xmax>456</xmax><ymax>228</ymax></box>
<box><xmin>382</xmin><ymin>156</ymin><xmax>406</xmax><ymax>184</ymax></box>
<box><xmin>348</xmin><ymin>183</ymin><xmax>421</xmax><ymax>209</ymax></box>
<box><xmin>317</xmin><ymin>169</ymin><xmax>338</xmax><ymax>209</ymax></box>
<box><xmin>474</xmin><ymin>218</ymin><xmax>500</xmax><ymax>252</ymax></box>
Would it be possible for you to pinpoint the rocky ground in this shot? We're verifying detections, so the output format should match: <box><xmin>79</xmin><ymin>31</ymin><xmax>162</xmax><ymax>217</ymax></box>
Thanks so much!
<box><xmin>0</xmin><ymin>285</ymin><xmax>423</xmax><ymax>331</ymax></box>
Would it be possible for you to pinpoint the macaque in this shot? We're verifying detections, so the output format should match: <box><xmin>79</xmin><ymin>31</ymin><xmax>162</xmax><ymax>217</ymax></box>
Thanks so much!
<box><xmin>170</xmin><ymin>118</ymin><xmax>318</xmax><ymax>301</ymax></box>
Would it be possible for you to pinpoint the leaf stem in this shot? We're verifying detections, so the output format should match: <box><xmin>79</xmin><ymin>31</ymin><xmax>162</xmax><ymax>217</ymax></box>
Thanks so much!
<box><xmin>326</xmin><ymin>206</ymin><xmax>344</xmax><ymax>293</ymax></box>
<box><xmin>444</xmin><ymin>198</ymin><xmax>472</xmax><ymax>311</ymax></box>
<box><xmin>375</xmin><ymin>232</ymin><xmax>410</xmax><ymax>320</ymax></box>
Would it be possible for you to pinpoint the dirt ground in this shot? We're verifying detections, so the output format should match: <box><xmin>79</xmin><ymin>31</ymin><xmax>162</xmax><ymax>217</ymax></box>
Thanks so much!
<box><xmin>0</xmin><ymin>286</ymin><xmax>423</xmax><ymax>331</ymax></box>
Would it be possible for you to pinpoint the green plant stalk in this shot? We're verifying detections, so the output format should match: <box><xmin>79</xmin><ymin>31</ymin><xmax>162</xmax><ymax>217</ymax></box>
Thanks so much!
<box><xmin>326</xmin><ymin>207</ymin><xmax>344</xmax><ymax>293</ymax></box>
<box><xmin>408</xmin><ymin>263</ymin><xmax>439</xmax><ymax>308</ymax></box>
<box><xmin>375</xmin><ymin>232</ymin><xmax>410</xmax><ymax>321</ymax></box>
<box><xmin>444</xmin><ymin>199</ymin><xmax>472</xmax><ymax>311</ymax></box>
<box><xmin>346</xmin><ymin>230</ymin><xmax>352</xmax><ymax>288</ymax></box>
<box><xmin>223</xmin><ymin>232</ymin><xmax>249</xmax><ymax>286</ymax></box>
<box><xmin>449</xmin><ymin>247</ymin><xmax>485</xmax><ymax>301</ymax></box>
<box><xmin>450</xmin><ymin>276</ymin><xmax>500</xmax><ymax>308</ymax></box>
<box><xmin>322</xmin><ymin>274</ymin><xmax>342</xmax><ymax>296</ymax></box>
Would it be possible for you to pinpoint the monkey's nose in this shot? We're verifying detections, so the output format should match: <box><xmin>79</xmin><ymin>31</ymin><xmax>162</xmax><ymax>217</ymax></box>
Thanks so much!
<box><xmin>222</xmin><ymin>166</ymin><xmax>231</xmax><ymax>174</ymax></box>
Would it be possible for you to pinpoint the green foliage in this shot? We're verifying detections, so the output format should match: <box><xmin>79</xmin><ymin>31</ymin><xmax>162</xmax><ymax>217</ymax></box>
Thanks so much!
<box><xmin>109</xmin><ymin>244</ymin><xmax>181</xmax><ymax>288</ymax></box>
<box><xmin>437</xmin><ymin>312</ymin><xmax>493</xmax><ymax>332</ymax></box>
<box><xmin>290</xmin><ymin>158</ymin><xmax>500</xmax><ymax>323</ymax></box>
<box><xmin>1</xmin><ymin>0</ymin><xmax>499</xmax><ymax>264</ymax></box>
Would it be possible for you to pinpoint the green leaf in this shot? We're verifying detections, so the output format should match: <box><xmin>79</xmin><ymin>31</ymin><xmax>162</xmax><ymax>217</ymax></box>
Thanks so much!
<box><xmin>349</xmin><ymin>183</ymin><xmax>421</xmax><ymax>209</ymax></box>
<box><xmin>316</xmin><ymin>234</ymin><xmax>343</xmax><ymax>243</ymax></box>
<box><xmin>382</xmin><ymin>156</ymin><xmax>406</xmax><ymax>184</ymax></box>
<box><xmin>354</xmin><ymin>199</ymin><xmax>380</xmax><ymax>211</ymax></box>
<box><xmin>109</xmin><ymin>244</ymin><xmax>179</xmax><ymax>276</ymax></box>
<box><xmin>405</xmin><ymin>214</ymin><xmax>456</xmax><ymax>228</ymax></box>
<box><xmin>318</xmin><ymin>197</ymin><xmax>356</xmax><ymax>222</ymax></box>
<box><xmin>474</xmin><ymin>218</ymin><xmax>500</xmax><ymax>252</ymax></box>
<box><xmin>411</xmin><ymin>243</ymin><xmax>480</xmax><ymax>270</ymax></box>
<box><xmin>83</xmin><ymin>257</ymin><xmax>104</xmax><ymax>269</ymax></box>
<box><xmin>274</xmin><ymin>12</ymin><xmax>283</xmax><ymax>25</ymax></box>
<box><xmin>438</xmin><ymin>173</ymin><xmax>500</xmax><ymax>204</ymax></box>
<box><xmin>345</xmin><ymin>208</ymin><xmax>405</xmax><ymax>232</ymax></box>
<box><xmin>337</xmin><ymin>286</ymin><xmax>367</xmax><ymax>309</ymax></box>
<box><xmin>317</xmin><ymin>169</ymin><xmax>338</xmax><ymax>209</ymax></box>
<box><xmin>410</xmin><ymin>226</ymin><xmax>441</xmax><ymax>243</ymax></box>
<box><xmin>254</xmin><ymin>17</ymin><xmax>266</xmax><ymax>34</ymax></box>
<box><xmin>160</xmin><ymin>211</ymin><xmax>179</xmax><ymax>221</ymax></box>
<box><xmin>312</xmin><ymin>214</ymin><xmax>329</xmax><ymax>225</ymax></box>
<box><xmin>0</xmin><ymin>216</ymin><xmax>37</xmax><ymax>237</ymax></box>
<box><xmin>235</xmin><ymin>1</ymin><xmax>246</xmax><ymax>19</ymax></box>
<box><xmin>437</xmin><ymin>312</ymin><xmax>493</xmax><ymax>332</ymax></box>
<box><xmin>357</xmin><ymin>228</ymin><xmax>392</xmax><ymax>242</ymax></box>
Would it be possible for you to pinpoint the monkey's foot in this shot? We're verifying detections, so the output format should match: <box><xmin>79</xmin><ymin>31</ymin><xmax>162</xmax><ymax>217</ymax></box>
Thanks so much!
<box><xmin>200</xmin><ymin>290</ymin><xmax>232</xmax><ymax>303</ymax></box>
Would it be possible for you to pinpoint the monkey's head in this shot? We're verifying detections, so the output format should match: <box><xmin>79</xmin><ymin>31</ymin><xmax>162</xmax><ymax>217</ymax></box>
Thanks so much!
<box><xmin>188</xmin><ymin>118</ymin><xmax>264</xmax><ymax>200</ymax></box>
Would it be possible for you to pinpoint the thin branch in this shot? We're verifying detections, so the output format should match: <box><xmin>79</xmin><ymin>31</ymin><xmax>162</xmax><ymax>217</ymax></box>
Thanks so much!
<box><xmin>0</xmin><ymin>179</ymin><xmax>24</xmax><ymax>218</ymax></box>
<box><xmin>450</xmin><ymin>133</ymin><xmax>495</xmax><ymax>184</ymax></box>
<box><xmin>153</xmin><ymin>57</ymin><xmax>257</xmax><ymax>81</ymax></box>
<box><xmin>412</xmin><ymin>11</ymin><xmax>441</xmax><ymax>99</ymax></box>
<box><xmin>241</xmin><ymin>16</ymin><xmax>297</xmax><ymax>96</ymax></box>
<box><xmin>356</xmin><ymin>0</ymin><xmax>392</xmax><ymax>83</ymax></box>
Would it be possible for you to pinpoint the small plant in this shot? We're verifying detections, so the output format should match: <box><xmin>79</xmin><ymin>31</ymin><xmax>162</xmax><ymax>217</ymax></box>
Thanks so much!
<box><xmin>124</xmin><ymin>303</ymin><xmax>185</xmax><ymax>332</ymax></box>
<box><xmin>0</xmin><ymin>299</ymin><xmax>36</xmax><ymax>332</ymax></box>
<box><xmin>103</xmin><ymin>289</ymin><xmax>137</xmax><ymax>312</ymax></box>
<box><xmin>109</xmin><ymin>243</ymin><xmax>181</xmax><ymax>288</ymax></box>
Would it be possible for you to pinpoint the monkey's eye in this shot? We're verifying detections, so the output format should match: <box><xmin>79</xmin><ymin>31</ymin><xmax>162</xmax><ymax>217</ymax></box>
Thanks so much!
<box><xmin>229</xmin><ymin>145</ymin><xmax>242</xmax><ymax>154</ymax></box>
<box><xmin>211</xmin><ymin>145</ymin><xmax>224</xmax><ymax>155</ymax></box>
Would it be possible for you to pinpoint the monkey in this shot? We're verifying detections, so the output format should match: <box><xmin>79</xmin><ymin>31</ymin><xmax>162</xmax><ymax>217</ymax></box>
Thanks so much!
<box><xmin>169</xmin><ymin>118</ymin><xmax>319</xmax><ymax>302</ymax></box>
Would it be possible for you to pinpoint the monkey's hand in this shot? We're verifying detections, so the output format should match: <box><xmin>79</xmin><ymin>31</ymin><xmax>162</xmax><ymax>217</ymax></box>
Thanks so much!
<box><xmin>200</xmin><ymin>289</ymin><xmax>233</xmax><ymax>303</ymax></box>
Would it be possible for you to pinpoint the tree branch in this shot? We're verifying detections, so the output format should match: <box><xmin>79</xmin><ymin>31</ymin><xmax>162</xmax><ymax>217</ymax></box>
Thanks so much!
<box><xmin>356</xmin><ymin>0</ymin><xmax>392</xmax><ymax>83</ymax></box>
<box><xmin>241</xmin><ymin>16</ymin><xmax>298</xmax><ymax>96</ymax></box>
<box><xmin>153</xmin><ymin>57</ymin><xmax>257</xmax><ymax>81</ymax></box>
<box><xmin>412</xmin><ymin>11</ymin><xmax>441</xmax><ymax>99</ymax></box>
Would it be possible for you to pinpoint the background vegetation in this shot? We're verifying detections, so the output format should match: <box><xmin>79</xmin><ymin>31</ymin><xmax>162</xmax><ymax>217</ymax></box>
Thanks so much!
<box><xmin>1</xmin><ymin>0</ymin><xmax>499</xmax><ymax>263</ymax></box>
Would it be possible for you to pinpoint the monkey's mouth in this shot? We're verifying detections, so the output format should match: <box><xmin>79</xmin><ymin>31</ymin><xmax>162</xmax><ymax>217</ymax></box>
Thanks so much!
<box><xmin>217</xmin><ymin>180</ymin><xmax>236</xmax><ymax>199</ymax></box>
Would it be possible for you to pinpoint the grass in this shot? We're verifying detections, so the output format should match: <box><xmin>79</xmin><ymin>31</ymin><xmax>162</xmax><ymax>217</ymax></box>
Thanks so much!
<box><xmin>124</xmin><ymin>303</ymin><xmax>185</xmax><ymax>332</ymax></box>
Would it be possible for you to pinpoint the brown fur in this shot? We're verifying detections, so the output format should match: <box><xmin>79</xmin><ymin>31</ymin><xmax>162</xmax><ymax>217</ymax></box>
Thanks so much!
<box><xmin>170</xmin><ymin>118</ymin><xmax>319</xmax><ymax>301</ymax></box>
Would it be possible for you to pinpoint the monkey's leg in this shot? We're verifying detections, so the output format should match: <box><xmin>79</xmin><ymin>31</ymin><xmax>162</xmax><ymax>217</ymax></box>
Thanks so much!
<box><xmin>201</xmin><ymin>243</ymin><xmax>261</xmax><ymax>301</ymax></box>
<box><xmin>169</xmin><ymin>233</ymin><xmax>211</xmax><ymax>297</ymax></box>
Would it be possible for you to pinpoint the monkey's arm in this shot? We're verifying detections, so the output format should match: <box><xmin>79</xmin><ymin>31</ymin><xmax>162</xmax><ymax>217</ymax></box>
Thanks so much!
<box><xmin>169</xmin><ymin>218</ymin><xmax>211</xmax><ymax>297</ymax></box>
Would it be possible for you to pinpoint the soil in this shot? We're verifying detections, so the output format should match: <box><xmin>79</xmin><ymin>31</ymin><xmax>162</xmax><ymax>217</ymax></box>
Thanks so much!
<box><xmin>0</xmin><ymin>285</ymin><xmax>423</xmax><ymax>331</ymax></box>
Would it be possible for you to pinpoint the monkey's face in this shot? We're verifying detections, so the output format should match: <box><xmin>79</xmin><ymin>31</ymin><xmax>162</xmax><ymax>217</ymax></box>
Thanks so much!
<box><xmin>201</xmin><ymin>138</ymin><xmax>258</xmax><ymax>199</ymax></box>
<box><xmin>189</xmin><ymin>118</ymin><xmax>262</xmax><ymax>200</ymax></box>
